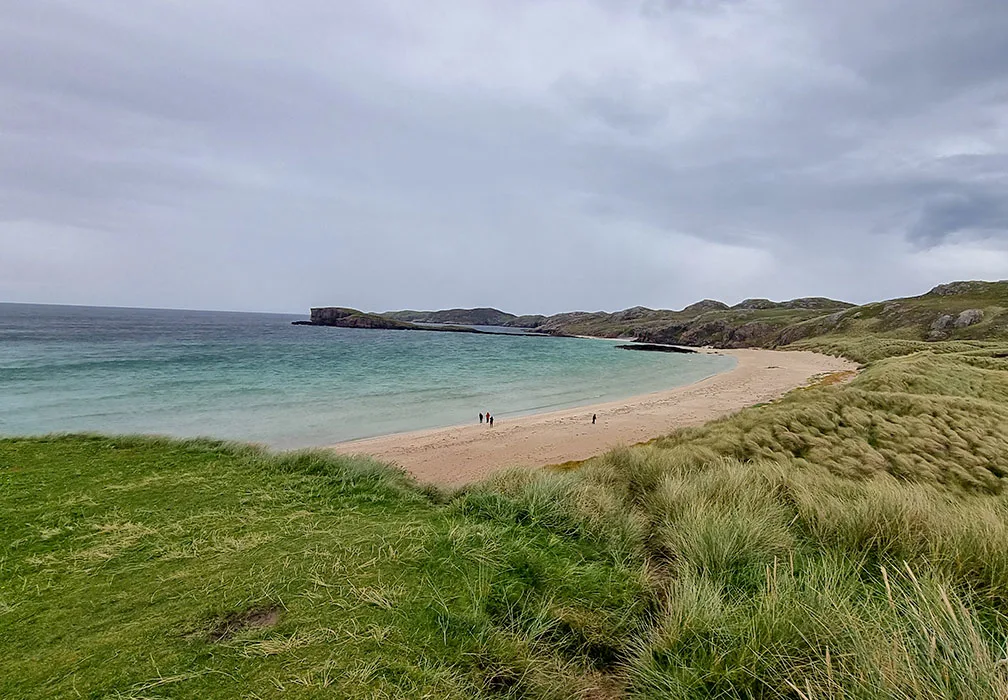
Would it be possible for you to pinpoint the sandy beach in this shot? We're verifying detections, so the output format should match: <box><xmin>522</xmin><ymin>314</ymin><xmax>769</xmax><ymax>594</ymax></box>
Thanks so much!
<box><xmin>330</xmin><ymin>348</ymin><xmax>858</xmax><ymax>485</ymax></box>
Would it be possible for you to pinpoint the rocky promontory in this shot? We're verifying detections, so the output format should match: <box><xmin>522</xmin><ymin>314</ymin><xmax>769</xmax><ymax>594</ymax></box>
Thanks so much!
<box><xmin>299</xmin><ymin>307</ymin><xmax>419</xmax><ymax>329</ymax></box>
<box><xmin>295</xmin><ymin>307</ymin><xmax>551</xmax><ymax>336</ymax></box>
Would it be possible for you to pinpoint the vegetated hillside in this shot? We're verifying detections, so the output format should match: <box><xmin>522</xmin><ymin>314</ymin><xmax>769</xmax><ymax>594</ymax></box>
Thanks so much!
<box><xmin>505</xmin><ymin>280</ymin><xmax>1008</xmax><ymax>349</ymax></box>
<box><xmin>383</xmin><ymin>307</ymin><xmax>518</xmax><ymax>326</ymax></box>
<box><xmin>0</xmin><ymin>437</ymin><xmax>643</xmax><ymax>699</ymax></box>
<box><xmin>779</xmin><ymin>280</ymin><xmax>1008</xmax><ymax>346</ymax></box>
<box><xmin>509</xmin><ymin>298</ymin><xmax>855</xmax><ymax>346</ymax></box>
<box><xmin>5</xmin><ymin>336</ymin><xmax>1008</xmax><ymax>698</ymax></box>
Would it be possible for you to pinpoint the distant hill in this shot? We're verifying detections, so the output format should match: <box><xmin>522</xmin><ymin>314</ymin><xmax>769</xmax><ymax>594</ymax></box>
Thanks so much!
<box><xmin>507</xmin><ymin>297</ymin><xmax>855</xmax><ymax>346</ymax></box>
<box><xmin>500</xmin><ymin>282</ymin><xmax>1008</xmax><ymax>347</ymax></box>
<box><xmin>299</xmin><ymin>307</ymin><xmax>540</xmax><ymax>336</ymax></box>
<box><xmin>306</xmin><ymin>280</ymin><xmax>1008</xmax><ymax>348</ymax></box>
<box><xmin>382</xmin><ymin>307</ymin><xmax>518</xmax><ymax>326</ymax></box>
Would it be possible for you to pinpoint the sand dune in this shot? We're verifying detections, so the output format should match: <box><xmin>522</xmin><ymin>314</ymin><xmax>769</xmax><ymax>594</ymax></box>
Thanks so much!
<box><xmin>330</xmin><ymin>348</ymin><xmax>857</xmax><ymax>485</ymax></box>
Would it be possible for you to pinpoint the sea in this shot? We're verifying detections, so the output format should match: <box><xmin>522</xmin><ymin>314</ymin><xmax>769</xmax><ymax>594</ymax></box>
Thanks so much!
<box><xmin>0</xmin><ymin>303</ymin><xmax>736</xmax><ymax>449</ymax></box>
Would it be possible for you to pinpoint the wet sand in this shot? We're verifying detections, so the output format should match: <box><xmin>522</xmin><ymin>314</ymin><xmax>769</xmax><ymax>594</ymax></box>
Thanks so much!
<box><xmin>329</xmin><ymin>348</ymin><xmax>857</xmax><ymax>485</ymax></box>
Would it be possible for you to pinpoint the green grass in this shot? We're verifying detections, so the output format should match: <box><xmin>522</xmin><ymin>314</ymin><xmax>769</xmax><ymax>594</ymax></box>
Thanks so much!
<box><xmin>0</xmin><ymin>437</ymin><xmax>646</xmax><ymax>699</ymax></box>
<box><xmin>453</xmin><ymin>337</ymin><xmax>1008</xmax><ymax>696</ymax></box>
<box><xmin>4</xmin><ymin>335</ymin><xmax>1008</xmax><ymax>698</ymax></box>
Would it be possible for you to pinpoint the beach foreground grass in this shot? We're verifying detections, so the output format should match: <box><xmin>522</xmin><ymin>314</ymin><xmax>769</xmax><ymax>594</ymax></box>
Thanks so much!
<box><xmin>3</xmin><ymin>338</ymin><xmax>1008</xmax><ymax>698</ymax></box>
<box><xmin>0</xmin><ymin>438</ymin><xmax>645</xmax><ymax>698</ymax></box>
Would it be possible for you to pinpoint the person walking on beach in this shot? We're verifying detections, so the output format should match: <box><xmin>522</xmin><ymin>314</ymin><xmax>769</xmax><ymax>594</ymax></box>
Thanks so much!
<box><xmin>479</xmin><ymin>412</ymin><xmax>483</xmax><ymax>424</ymax></box>
<box><xmin>489</xmin><ymin>414</ymin><xmax>494</xmax><ymax>427</ymax></box>
<box><xmin>592</xmin><ymin>413</ymin><xmax>597</xmax><ymax>425</ymax></box>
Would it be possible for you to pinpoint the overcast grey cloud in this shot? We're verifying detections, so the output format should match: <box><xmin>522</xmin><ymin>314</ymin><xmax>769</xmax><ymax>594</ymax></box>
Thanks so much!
<box><xmin>1</xmin><ymin>0</ymin><xmax>1007</xmax><ymax>314</ymax></box>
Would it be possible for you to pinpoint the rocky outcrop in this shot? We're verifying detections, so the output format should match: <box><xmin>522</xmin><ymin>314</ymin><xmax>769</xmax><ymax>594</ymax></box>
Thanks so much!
<box><xmin>617</xmin><ymin>343</ymin><xmax>696</xmax><ymax>354</ymax></box>
<box><xmin>308</xmin><ymin>308</ymin><xmax>418</xmax><ymax>329</ymax></box>
<box><xmin>954</xmin><ymin>309</ymin><xmax>984</xmax><ymax>328</ymax></box>
<box><xmin>635</xmin><ymin>319</ymin><xmax>786</xmax><ymax>349</ymax></box>
<box><xmin>929</xmin><ymin>314</ymin><xmax>954</xmax><ymax>337</ymax></box>
<box><xmin>927</xmin><ymin>281</ymin><xmax>1000</xmax><ymax>297</ymax></box>
<box><xmin>927</xmin><ymin>309</ymin><xmax>984</xmax><ymax>338</ymax></box>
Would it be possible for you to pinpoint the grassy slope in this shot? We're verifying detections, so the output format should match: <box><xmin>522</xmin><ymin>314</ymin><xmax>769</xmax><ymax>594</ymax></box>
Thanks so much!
<box><xmin>516</xmin><ymin>304</ymin><xmax>851</xmax><ymax>344</ymax></box>
<box><xmin>517</xmin><ymin>340</ymin><xmax>1008</xmax><ymax>697</ymax></box>
<box><xmin>4</xmin><ymin>333</ymin><xmax>1008</xmax><ymax>697</ymax></box>
<box><xmin>780</xmin><ymin>281</ymin><xmax>1008</xmax><ymax>345</ymax></box>
<box><xmin>0</xmin><ymin>439</ymin><xmax>645</xmax><ymax>699</ymax></box>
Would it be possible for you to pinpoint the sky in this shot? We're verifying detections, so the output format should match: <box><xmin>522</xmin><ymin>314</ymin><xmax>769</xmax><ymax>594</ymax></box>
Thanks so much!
<box><xmin>2</xmin><ymin>1</ymin><xmax>1008</xmax><ymax>315</ymax></box>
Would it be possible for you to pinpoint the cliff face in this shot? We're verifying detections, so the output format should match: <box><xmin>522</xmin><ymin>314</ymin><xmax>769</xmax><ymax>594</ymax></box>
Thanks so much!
<box><xmin>309</xmin><ymin>308</ymin><xmax>417</xmax><ymax>329</ymax></box>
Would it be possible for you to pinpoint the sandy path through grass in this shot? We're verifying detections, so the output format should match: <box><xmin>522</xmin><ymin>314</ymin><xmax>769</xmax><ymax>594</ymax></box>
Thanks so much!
<box><xmin>330</xmin><ymin>348</ymin><xmax>857</xmax><ymax>485</ymax></box>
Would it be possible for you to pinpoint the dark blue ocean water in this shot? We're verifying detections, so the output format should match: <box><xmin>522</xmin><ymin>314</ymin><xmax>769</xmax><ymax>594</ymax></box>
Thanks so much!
<box><xmin>0</xmin><ymin>303</ymin><xmax>735</xmax><ymax>448</ymax></box>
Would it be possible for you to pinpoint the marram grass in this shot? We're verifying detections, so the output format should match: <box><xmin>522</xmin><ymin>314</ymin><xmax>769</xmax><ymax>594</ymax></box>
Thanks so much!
<box><xmin>3</xmin><ymin>337</ymin><xmax>1008</xmax><ymax>698</ymax></box>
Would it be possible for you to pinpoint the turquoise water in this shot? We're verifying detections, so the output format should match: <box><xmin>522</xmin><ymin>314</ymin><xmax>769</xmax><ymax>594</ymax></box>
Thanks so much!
<box><xmin>0</xmin><ymin>303</ymin><xmax>736</xmax><ymax>449</ymax></box>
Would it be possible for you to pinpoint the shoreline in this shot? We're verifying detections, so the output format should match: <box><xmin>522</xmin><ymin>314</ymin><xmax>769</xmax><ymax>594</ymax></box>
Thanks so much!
<box><xmin>330</xmin><ymin>348</ymin><xmax>858</xmax><ymax>485</ymax></box>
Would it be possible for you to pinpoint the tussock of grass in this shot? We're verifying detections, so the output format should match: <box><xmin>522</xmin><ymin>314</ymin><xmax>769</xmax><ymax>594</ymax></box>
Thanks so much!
<box><xmin>487</xmin><ymin>337</ymin><xmax>1008</xmax><ymax>696</ymax></box>
<box><xmin>650</xmin><ymin>346</ymin><xmax>1008</xmax><ymax>493</ymax></box>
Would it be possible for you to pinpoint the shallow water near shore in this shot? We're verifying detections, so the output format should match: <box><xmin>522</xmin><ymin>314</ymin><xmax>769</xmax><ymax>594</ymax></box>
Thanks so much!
<box><xmin>0</xmin><ymin>303</ymin><xmax>735</xmax><ymax>448</ymax></box>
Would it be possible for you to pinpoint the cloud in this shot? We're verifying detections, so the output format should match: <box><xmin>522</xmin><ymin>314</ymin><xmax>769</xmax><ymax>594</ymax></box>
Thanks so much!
<box><xmin>1</xmin><ymin>0</ymin><xmax>1007</xmax><ymax>313</ymax></box>
<box><xmin>908</xmin><ymin>190</ymin><xmax>1008</xmax><ymax>247</ymax></box>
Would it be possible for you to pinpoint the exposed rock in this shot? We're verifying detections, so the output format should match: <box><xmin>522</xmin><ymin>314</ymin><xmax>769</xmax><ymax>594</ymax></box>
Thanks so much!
<box><xmin>927</xmin><ymin>281</ymin><xmax>993</xmax><ymax>296</ymax></box>
<box><xmin>954</xmin><ymin>309</ymin><xmax>984</xmax><ymax>328</ymax></box>
<box><xmin>928</xmin><ymin>314</ymin><xmax>954</xmax><ymax>339</ymax></box>
<box><xmin>616</xmin><ymin>343</ymin><xmax>696</xmax><ymax>354</ymax></box>
<box><xmin>729</xmin><ymin>321</ymin><xmax>777</xmax><ymax>345</ymax></box>
<box><xmin>931</xmin><ymin>314</ymin><xmax>954</xmax><ymax>331</ymax></box>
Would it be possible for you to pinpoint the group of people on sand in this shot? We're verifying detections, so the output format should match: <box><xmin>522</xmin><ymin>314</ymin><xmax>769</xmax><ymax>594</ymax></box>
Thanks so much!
<box><xmin>478</xmin><ymin>412</ymin><xmax>596</xmax><ymax>427</ymax></box>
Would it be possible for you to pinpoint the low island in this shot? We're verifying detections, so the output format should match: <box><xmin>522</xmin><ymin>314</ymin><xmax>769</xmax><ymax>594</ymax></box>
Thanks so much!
<box><xmin>295</xmin><ymin>306</ymin><xmax>554</xmax><ymax>336</ymax></box>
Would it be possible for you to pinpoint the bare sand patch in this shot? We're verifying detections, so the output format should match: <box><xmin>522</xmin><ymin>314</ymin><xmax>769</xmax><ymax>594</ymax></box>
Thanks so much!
<box><xmin>330</xmin><ymin>348</ymin><xmax>857</xmax><ymax>486</ymax></box>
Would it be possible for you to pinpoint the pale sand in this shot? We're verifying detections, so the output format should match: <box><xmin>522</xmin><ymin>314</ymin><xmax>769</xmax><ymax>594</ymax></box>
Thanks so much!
<box><xmin>330</xmin><ymin>348</ymin><xmax>858</xmax><ymax>486</ymax></box>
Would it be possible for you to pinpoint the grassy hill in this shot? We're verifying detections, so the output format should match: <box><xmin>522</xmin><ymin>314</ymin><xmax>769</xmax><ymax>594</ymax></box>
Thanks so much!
<box><xmin>4</xmin><ymin>332</ymin><xmax>1008</xmax><ymax>698</ymax></box>
<box><xmin>780</xmin><ymin>281</ymin><xmax>1008</xmax><ymax>346</ymax></box>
